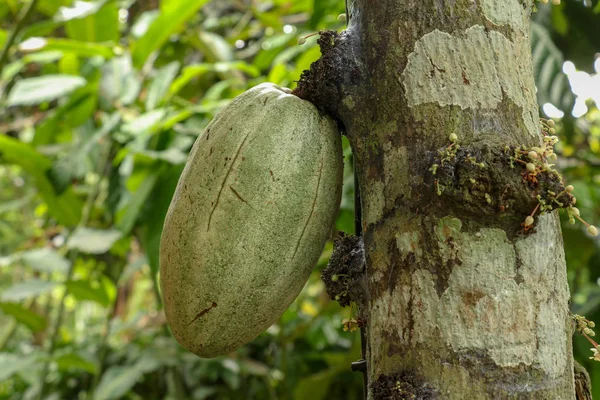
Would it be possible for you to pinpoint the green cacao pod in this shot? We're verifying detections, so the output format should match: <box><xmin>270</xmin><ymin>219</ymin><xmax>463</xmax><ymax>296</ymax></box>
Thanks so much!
<box><xmin>160</xmin><ymin>82</ymin><xmax>343</xmax><ymax>358</ymax></box>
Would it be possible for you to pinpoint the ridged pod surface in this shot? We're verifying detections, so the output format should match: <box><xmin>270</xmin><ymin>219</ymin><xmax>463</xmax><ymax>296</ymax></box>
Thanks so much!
<box><xmin>160</xmin><ymin>83</ymin><xmax>343</xmax><ymax>358</ymax></box>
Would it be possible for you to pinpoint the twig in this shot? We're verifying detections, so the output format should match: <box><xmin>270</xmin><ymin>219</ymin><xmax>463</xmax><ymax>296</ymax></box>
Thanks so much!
<box><xmin>0</xmin><ymin>0</ymin><xmax>40</xmax><ymax>71</ymax></box>
<box><xmin>0</xmin><ymin>113</ymin><xmax>47</xmax><ymax>132</ymax></box>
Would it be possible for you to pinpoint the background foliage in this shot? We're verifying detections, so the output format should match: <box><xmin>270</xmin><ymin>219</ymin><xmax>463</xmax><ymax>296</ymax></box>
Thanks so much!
<box><xmin>0</xmin><ymin>0</ymin><xmax>599</xmax><ymax>399</ymax></box>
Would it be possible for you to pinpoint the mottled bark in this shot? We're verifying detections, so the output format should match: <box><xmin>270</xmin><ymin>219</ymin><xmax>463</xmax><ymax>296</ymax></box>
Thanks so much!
<box><xmin>297</xmin><ymin>0</ymin><xmax>576</xmax><ymax>398</ymax></box>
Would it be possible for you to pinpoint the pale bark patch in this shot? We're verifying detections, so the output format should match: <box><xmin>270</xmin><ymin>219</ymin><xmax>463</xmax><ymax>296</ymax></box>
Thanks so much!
<box><xmin>481</xmin><ymin>0</ymin><xmax>527</xmax><ymax>31</ymax></box>
<box><xmin>375</xmin><ymin>215</ymin><xmax>570</xmax><ymax>375</ymax></box>
<box><xmin>362</xmin><ymin>180</ymin><xmax>386</xmax><ymax>226</ymax></box>
<box><xmin>395</xmin><ymin>230</ymin><xmax>423</xmax><ymax>260</ymax></box>
<box><xmin>515</xmin><ymin>213</ymin><xmax>570</xmax><ymax>378</ymax></box>
<box><xmin>402</xmin><ymin>26</ymin><xmax>538</xmax><ymax>138</ymax></box>
<box><xmin>384</xmin><ymin>144</ymin><xmax>410</xmax><ymax>209</ymax></box>
<box><xmin>433</xmin><ymin>225</ymin><xmax>538</xmax><ymax>367</ymax></box>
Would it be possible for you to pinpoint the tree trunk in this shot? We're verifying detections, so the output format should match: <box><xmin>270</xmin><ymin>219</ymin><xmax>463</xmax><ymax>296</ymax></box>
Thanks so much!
<box><xmin>296</xmin><ymin>0</ymin><xmax>576</xmax><ymax>398</ymax></box>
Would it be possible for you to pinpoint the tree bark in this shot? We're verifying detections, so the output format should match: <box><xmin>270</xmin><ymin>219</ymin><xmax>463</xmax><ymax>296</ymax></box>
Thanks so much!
<box><xmin>296</xmin><ymin>0</ymin><xmax>576</xmax><ymax>398</ymax></box>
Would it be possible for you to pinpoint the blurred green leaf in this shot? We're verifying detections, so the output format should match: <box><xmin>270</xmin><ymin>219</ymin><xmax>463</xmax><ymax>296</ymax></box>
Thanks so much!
<box><xmin>0</xmin><ymin>192</ymin><xmax>35</xmax><ymax>214</ymax></box>
<box><xmin>531</xmin><ymin>21</ymin><xmax>574</xmax><ymax>111</ymax></box>
<box><xmin>169</xmin><ymin>62</ymin><xmax>259</xmax><ymax>97</ymax></box>
<box><xmin>54</xmin><ymin>0</ymin><xmax>108</xmax><ymax>22</ymax></box>
<box><xmin>140</xmin><ymin>165</ymin><xmax>184</xmax><ymax>276</ymax></box>
<box><xmin>20</xmin><ymin>248</ymin><xmax>71</xmax><ymax>274</ymax></box>
<box><xmin>0</xmin><ymin>135</ymin><xmax>83</xmax><ymax>226</ymax></box>
<box><xmin>194</xmin><ymin>31</ymin><xmax>234</xmax><ymax>62</ymax></box>
<box><xmin>54</xmin><ymin>0</ymin><xmax>107</xmax><ymax>22</ymax></box>
<box><xmin>65</xmin><ymin>280</ymin><xmax>110</xmax><ymax>307</ymax></box>
<box><xmin>6</xmin><ymin>75</ymin><xmax>86</xmax><ymax>106</ymax></box>
<box><xmin>99</xmin><ymin>55</ymin><xmax>141</xmax><ymax>105</ymax></box>
<box><xmin>309</xmin><ymin>0</ymin><xmax>340</xmax><ymax>29</ymax></box>
<box><xmin>65</xmin><ymin>1</ymin><xmax>119</xmax><ymax>43</ymax></box>
<box><xmin>130</xmin><ymin>10</ymin><xmax>159</xmax><ymax>39</ymax></box>
<box><xmin>0</xmin><ymin>353</ymin><xmax>39</xmax><ymax>381</ymax></box>
<box><xmin>67</xmin><ymin>228</ymin><xmax>122</xmax><ymax>254</ymax></box>
<box><xmin>94</xmin><ymin>357</ymin><xmax>161</xmax><ymax>400</ymax></box>
<box><xmin>146</xmin><ymin>61</ymin><xmax>180</xmax><ymax>110</ymax></box>
<box><xmin>1</xmin><ymin>280</ymin><xmax>58</xmax><ymax>301</ymax></box>
<box><xmin>139</xmin><ymin>148</ymin><xmax>188</xmax><ymax>164</ymax></box>
<box><xmin>27</xmin><ymin>37</ymin><xmax>115</xmax><ymax>58</ymax></box>
<box><xmin>121</xmin><ymin>109</ymin><xmax>167</xmax><ymax>137</ymax></box>
<box><xmin>0</xmin><ymin>302</ymin><xmax>47</xmax><ymax>332</ymax></box>
<box><xmin>55</xmin><ymin>352</ymin><xmax>97</xmax><ymax>374</ymax></box>
<box><xmin>1</xmin><ymin>51</ymin><xmax>63</xmax><ymax>82</ymax></box>
<box><xmin>294</xmin><ymin>368</ymin><xmax>338</xmax><ymax>400</ymax></box>
<box><xmin>116</xmin><ymin>173</ymin><xmax>158</xmax><ymax>235</ymax></box>
<box><xmin>132</xmin><ymin>0</ymin><xmax>210</xmax><ymax>67</ymax></box>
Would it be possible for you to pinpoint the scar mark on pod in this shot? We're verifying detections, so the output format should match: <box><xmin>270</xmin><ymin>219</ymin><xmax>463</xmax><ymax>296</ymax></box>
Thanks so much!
<box><xmin>462</xmin><ymin>70</ymin><xmax>470</xmax><ymax>85</ymax></box>
<box><xmin>291</xmin><ymin>159</ymin><xmax>324</xmax><ymax>260</ymax></box>
<box><xmin>269</xmin><ymin>170</ymin><xmax>275</xmax><ymax>182</ymax></box>
<box><xmin>230</xmin><ymin>186</ymin><xmax>252</xmax><ymax>207</ymax></box>
<box><xmin>207</xmin><ymin>131</ymin><xmax>251</xmax><ymax>231</ymax></box>
<box><xmin>188</xmin><ymin>302</ymin><xmax>217</xmax><ymax>325</ymax></box>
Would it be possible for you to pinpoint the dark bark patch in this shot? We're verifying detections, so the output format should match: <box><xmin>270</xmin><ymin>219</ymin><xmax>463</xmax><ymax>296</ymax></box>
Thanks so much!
<box><xmin>461</xmin><ymin>289</ymin><xmax>486</xmax><ymax>308</ymax></box>
<box><xmin>423</xmin><ymin>144</ymin><xmax>574</xmax><ymax>237</ymax></box>
<box><xmin>514</xmin><ymin>255</ymin><xmax>525</xmax><ymax>285</ymax></box>
<box><xmin>370</xmin><ymin>372</ymin><xmax>436</xmax><ymax>400</ymax></box>
<box><xmin>574</xmin><ymin>361</ymin><xmax>592</xmax><ymax>400</ymax></box>
<box><xmin>293</xmin><ymin>30</ymin><xmax>360</xmax><ymax>122</ymax></box>
<box><xmin>456</xmin><ymin>347</ymin><xmax>567</xmax><ymax>398</ymax></box>
<box><xmin>322</xmin><ymin>233</ymin><xmax>366</xmax><ymax>307</ymax></box>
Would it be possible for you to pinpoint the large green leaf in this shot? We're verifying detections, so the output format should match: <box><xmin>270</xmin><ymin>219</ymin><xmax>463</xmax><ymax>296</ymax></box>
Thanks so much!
<box><xmin>1</xmin><ymin>280</ymin><xmax>58</xmax><ymax>302</ymax></box>
<box><xmin>531</xmin><ymin>21</ymin><xmax>574</xmax><ymax>111</ymax></box>
<box><xmin>6</xmin><ymin>75</ymin><xmax>86</xmax><ymax>106</ymax></box>
<box><xmin>0</xmin><ymin>136</ymin><xmax>83</xmax><ymax>226</ymax></box>
<box><xmin>131</xmin><ymin>0</ymin><xmax>209</xmax><ymax>67</ymax></box>
<box><xmin>0</xmin><ymin>302</ymin><xmax>47</xmax><ymax>332</ymax></box>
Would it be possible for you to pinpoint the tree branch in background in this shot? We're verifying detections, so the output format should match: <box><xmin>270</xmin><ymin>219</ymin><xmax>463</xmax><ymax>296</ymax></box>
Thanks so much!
<box><xmin>0</xmin><ymin>0</ymin><xmax>40</xmax><ymax>72</ymax></box>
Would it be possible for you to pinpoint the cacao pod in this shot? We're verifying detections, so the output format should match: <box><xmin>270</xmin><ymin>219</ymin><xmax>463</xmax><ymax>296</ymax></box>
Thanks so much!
<box><xmin>160</xmin><ymin>82</ymin><xmax>343</xmax><ymax>358</ymax></box>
